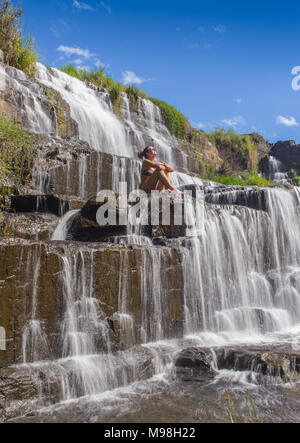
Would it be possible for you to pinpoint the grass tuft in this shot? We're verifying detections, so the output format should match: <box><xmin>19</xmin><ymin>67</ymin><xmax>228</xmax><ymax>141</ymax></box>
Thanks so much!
<box><xmin>0</xmin><ymin>0</ymin><xmax>38</xmax><ymax>76</ymax></box>
<box><xmin>149</xmin><ymin>97</ymin><xmax>191</xmax><ymax>139</ymax></box>
<box><xmin>0</xmin><ymin>114</ymin><xmax>36</xmax><ymax>187</ymax></box>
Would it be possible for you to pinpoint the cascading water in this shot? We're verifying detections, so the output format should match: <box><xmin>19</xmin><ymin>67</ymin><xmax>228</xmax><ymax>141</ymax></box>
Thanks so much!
<box><xmin>268</xmin><ymin>156</ymin><xmax>289</xmax><ymax>184</ymax></box>
<box><xmin>2</xmin><ymin>61</ymin><xmax>300</xmax><ymax>422</ymax></box>
<box><xmin>177</xmin><ymin>187</ymin><xmax>300</xmax><ymax>344</ymax></box>
<box><xmin>52</xmin><ymin>210</ymin><xmax>80</xmax><ymax>241</ymax></box>
<box><xmin>0</xmin><ymin>64</ymin><xmax>53</xmax><ymax>134</ymax></box>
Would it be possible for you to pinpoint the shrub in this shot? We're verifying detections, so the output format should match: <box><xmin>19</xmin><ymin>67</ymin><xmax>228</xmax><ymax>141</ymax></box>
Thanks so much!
<box><xmin>206</xmin><ymin>172</ymin><xmax>273</xmax><ymax>187</ymax></box>
<box><xmin>207</xmin><ymin>128</ymin><xmax>258</xmax><ymax>172</ymax></box>
<box><xmin>0</xmin><ymin>114</ymin><xmax>36</xmax><ymax>186</ymax></box>
<box><xmin>109</xmin><ymin>85</ymin><xmax>121</xmax><ymax>103</ymax></box>
<box><xmin>0</xmin><ymin>0</ymin><xmax>38</xmax><ymax>76</ymax></box>
<box><xmin>149</xmin><ymin>97</ymin><xmax>191</xmax><ymax>139</ymax></box>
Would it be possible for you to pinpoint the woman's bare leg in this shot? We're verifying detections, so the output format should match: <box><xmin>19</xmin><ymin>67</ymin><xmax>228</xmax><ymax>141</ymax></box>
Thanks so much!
<box><xmin>156</xmin><ymin>172</ymin><xmax>172</xmax><ymax>191</ymax></box>
<box><xmin>142</xmin><ymin>170</ymin><xmax>176</xmax><ymax>193</ymax></box>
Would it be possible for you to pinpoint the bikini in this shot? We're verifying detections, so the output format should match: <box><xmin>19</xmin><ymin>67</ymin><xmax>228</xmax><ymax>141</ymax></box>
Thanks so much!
<box><xmin>142</xmin><ymin>170</ymin><xmax>154</xmax><ymax>177</ymax></box>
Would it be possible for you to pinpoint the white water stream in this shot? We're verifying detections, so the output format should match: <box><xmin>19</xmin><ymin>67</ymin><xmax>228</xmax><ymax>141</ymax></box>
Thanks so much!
<box><xmin>1</xmin><ymin>62</ymin><xmax>300</xmax><ymax>419</ymax></box>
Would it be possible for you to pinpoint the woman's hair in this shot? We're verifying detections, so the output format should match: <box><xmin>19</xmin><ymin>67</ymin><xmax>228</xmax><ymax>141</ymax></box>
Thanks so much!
<box><xmin>137</xmin><ymin>145</ymin><xmax>154</xmax><ymax>160</ymax></box>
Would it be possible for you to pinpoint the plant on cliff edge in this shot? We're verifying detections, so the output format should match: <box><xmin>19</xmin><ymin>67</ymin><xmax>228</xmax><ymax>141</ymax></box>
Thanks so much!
<box><xmin>0</xmin><ymin>0</ymin><xmax>38</xmax><ymax>76</ymax></box>
<box><xmin>149</xmin><ymin>97</ymin><xmax>191</xmax><ymax>140</ymax></box>
<box><xmin>0</xmin><ymin>115</ymin><xmax>36</xmax><ymax>186</ymax></box>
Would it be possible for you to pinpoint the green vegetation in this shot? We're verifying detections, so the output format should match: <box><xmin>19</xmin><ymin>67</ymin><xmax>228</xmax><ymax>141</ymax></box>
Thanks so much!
<box><xmin>0</xmin><ymin>115</ymin><xmax>36</xmax><ymax>207</ymax></box>
<box><xmin>290</xmin><ymin>168</ymin><xmax>300</xmax><ymax>186</ymax></box>
<box><xmin>60</xmin><ymin>64</ymin><xmax>148</xmax><ymax>104</ymax></box>
<box><xmin>206</xmin><ymin>128</ymin><xmax>258</xmax><ymax>172</ymax></box>
<box><xmin>149</xmin><ymin>98</ymin><xmax>191</xmax><ymax>139</ymax></box>
<box><xmin>223</xmin><ymin>390</ymin><xmax>262</xmax><ymax>424</ymax></box>
<box><xmin>204</xmin><ymin>162</ymin><xmax>216</xmax><ymax>178</ymax></box>
<box><xmin>205</xmin><ymin>171</ymin><xmax>272</xmax><ymax>187</ymax></box>
<box><xmin>0</xmin><ymin>0</ymin><xmax>38</xmax><ymax>76</ymax></box>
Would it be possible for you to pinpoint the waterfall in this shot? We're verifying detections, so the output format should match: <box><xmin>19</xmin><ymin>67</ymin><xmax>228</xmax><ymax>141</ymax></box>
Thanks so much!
<box><xmin>22</xmin><ymin>245</ymin><xmax>51</xmax><ymax>363</ymax></box>
<box><xmin>3</xmin><ymin>60</ymin><xmax>300</xmax><ymax>422</ymax></box>
<box><xmin>268</xmin><ymin>156</ymin><xmax>289</xmax><ymax>184</ymax></box>
<box><xmin>175</xmin><ymin>187</ymin><xmax>300</xmax><ymax>344</ymax></box>
<box><xmin>0</xmin><ymin>64</ymin><xmax>53</xmax><ymax>134</ymax></box>
<box><xmin>52</xmin><ymin>210</ymin><xmax>80</xmax><ymax>241</ymax></box>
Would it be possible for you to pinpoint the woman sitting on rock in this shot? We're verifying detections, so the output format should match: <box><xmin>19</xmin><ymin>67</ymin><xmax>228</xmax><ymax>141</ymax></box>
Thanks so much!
<box><xmin>138</xmin><ymin>145</ymin><xmax>183</xmax><ymax>194</ymax></box>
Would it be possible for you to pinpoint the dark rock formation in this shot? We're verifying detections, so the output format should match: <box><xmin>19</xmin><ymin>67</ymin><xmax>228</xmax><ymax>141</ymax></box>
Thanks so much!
<box><xmin>39</xmin><ymin>84</ymin><xmax>79</xmax><ymax>138</ymax></box>
<box><xmin>270</xmin><ymin>140</ymin><xmax>300</xmax><ymax>169</ymax></box>
<box><xmin>175</xmin><ymin>347</ymin><xmax>216</xmax><ymax>382</ymax></box>
<box><xmin>10</xmin><ymin>195</ymin><xmax>69</xmax><ymax>216</ymax></box>
<box><xmin>205</xmin><ymin>186</ymin><xmax>268</xmax><ymax>211</ymax></box>
<box><xmin>250</xmin><ymin>133</ymin><xmax>271</xmax><ymax>160</ymax></box>
<box><xmin>70</xmin><ymin>194</ymin><xmax>188</xmax><ymax>242</ymax></box>
<box><xmin>215</xmin><ymin>346</ymin><xmax>300</xmax><ymax>382</ymax></box>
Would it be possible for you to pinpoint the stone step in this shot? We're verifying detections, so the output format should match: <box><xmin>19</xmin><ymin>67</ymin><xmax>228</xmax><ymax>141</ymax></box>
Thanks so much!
<box><xmin>10</xmin><ymin>195</ymin><xmax>85</xmax><ymax>217</ymax></box>
<box><xmin>175</xmin><ymin>346</ymin><xmax>300</xmax><ymax>383</ymax></box>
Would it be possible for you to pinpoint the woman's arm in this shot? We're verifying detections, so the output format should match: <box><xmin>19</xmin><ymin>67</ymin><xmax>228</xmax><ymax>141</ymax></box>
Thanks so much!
<box><xmin>157</xmin><ymin>162</ymin><xmax>174</xmax><ymax>173</ymax></box>
<box><xmin>143</xmin><ymin>159</ymin><xmax>164</xmax><ymax>170</ymax></box>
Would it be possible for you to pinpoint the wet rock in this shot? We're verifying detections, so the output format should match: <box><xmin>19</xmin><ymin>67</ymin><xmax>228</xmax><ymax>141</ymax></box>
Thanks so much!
<box><xmin>215</xmin><ymin>347</ymin><xmax>300</xmax><ymax>382</ymax></box>
<box><xmin>204</xmin><ymin>186</ymin><xmax>268</xmax><ymax>211</ymax></box>
<box><xmin>250</xmin><ymin>133</ymin><xmax>271</xmax><ymax>160</ymax></box>
<box><xmin>175</xmin><ymin>348</ymin><xmax>216</xmax><ymax>382</ymax></box>
<box><xmin>0</xmin><ymin>239</ymin><xmax>184</xmax><ymax>366</ymax></box>
<box><xmin>270</xmin><ymin>140</ymin><xmax>300</xmax><ymax>169</ymax></box>
<box><xmin>0</xmin><ymin>98</ymin><xmax>22</xmax><ymax>123</ymax></box>
<box><xmin>39</xmin><ymin>85</ymin><xmax>79</xmax><ymax>138</ymax></box>
<box><xmin>72</xmin><ymin>194</ymin><xmax>189</xmax><ymax>242</ymax></box>
<box><xmin>0</xmin><ymin>212</ymin><xmax>58</xmax><ymax>240</ymax></box>
<box><xmin>10</xmin><ymin>195</ymin><xmax>70</xmax><ymax>217</ymax></box>
<box><xmin>30</xmin><ymin>135</ymin><xmax>141</xmax><ymax>199</ymax></box>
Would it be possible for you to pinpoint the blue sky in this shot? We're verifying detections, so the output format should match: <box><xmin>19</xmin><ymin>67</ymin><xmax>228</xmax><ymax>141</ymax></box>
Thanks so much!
<box><xmin>22</xmin><ymin>0</ymin><xmax>300</xmax><ymax>143</ymax></box>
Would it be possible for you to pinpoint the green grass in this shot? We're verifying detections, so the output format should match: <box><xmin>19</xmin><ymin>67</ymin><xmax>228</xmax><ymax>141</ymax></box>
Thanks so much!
<box><xmin>205</xmin><ymin>171</ymin><xmax>273</xmax><ymax>187</ymax></box>
<box><xmin>0</xmin><ymin>0</ymin><xmax>38</xmax><ymax>76</ymax></box>
<box><xmin>290</xmin><ymin>168</ymin><xmax>300</xmax><ymax>186</ymax></box>
<box><xmin>149</xmin><ymin>98</ymin><xmax>191</xmax><ymax>139</ymax></box>
<box><xmin>206</xmin><ymin>128</ymin><xmax>258</xmax><ymax>172</ymax></box>
<box><xmin>0</xmin><ymin>115</ymin><xmax>36</xmax><ymax>186</ymax></box>
<box><xmin>60</xmin><ymin>64</ymin><xmax>148</xmax><ymax>104</ymax></box>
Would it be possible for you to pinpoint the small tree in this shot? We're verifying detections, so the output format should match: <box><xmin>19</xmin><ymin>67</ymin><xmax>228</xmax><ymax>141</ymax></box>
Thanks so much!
<box><xmin>0</xmin><ymin>0</ymin><xmax>37</xmax><ymax>76</ymax></box>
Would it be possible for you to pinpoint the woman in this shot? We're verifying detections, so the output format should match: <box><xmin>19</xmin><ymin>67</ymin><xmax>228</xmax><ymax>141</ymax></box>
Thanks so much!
<box><xmin>138</xmin><ymin>145</ymin><xmax>183</xmax><ymax>194</ymax></box>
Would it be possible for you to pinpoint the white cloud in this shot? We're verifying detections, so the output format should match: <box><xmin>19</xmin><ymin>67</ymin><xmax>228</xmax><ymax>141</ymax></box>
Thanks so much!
<box><xmin>213</xmin><ymin>25</ymin><xmax>226</xmax><ymax>33</ymax></box>
<box><xmin>122</xmin><ymin>71</ymin><xmax>143</xmax><ymax>85</ymax></box>
<box><xmin>236</xmin><ymin>98</ymin><xmax>242</xmax><ymax>104</ymax></box>
<box><xmin>57</xmin><ymin>45</ymin><xmax>95</xmax><ymax>59</ymax></box>
<box><xmin>276</xmin><ymin>115</ymin><xmax>298</xmax><ymax>127</ymax></box>
<box><xmin>99</xmin><ymin>1</ymin><xmax>111</xmax><ymax>14</ymax></box>
<box><xmin>73</xmin><ymin>0</ymin><xmax>93</xmax><ymax>10</ymax></box>
<box><xmin>222</xmin><ymin>115</ymin><xmax>245</xmax><ymax>127</ymax></box>
<box><xmin>192</xmin><ymin>121</ymin><xmax>207</xmax><ymax>130</ymax></box>
<box><xmin>121</xmin><ymin>70</ymin><xmax>155</xmax><ymax>85</ymax></box>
